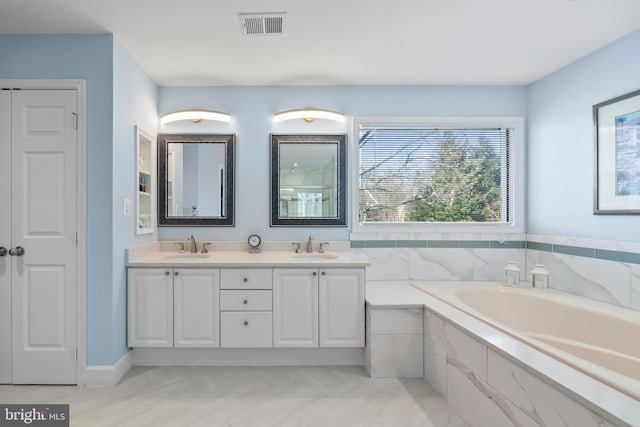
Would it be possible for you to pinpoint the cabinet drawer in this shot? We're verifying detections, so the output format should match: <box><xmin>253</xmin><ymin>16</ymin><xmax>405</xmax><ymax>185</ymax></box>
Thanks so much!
<box><xmin>220</xmin><ymin>269</ymin><xmax>272</xmax><ymax>289</ymax></box>
<box><xmin>220</xmin><ymin>290</ymin><xmax>272</xmax><ymax>311</ymax></box>
<box><xmin>220</xmin><ymin>312</ymin><xmax>273</xmax><ymax>348</ymax></box>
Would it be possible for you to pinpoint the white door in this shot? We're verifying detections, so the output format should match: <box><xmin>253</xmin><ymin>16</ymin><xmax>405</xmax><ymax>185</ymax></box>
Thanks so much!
<box><xmin>10</xmin><ymin>89</ymin><xmax>78</xmax><ymax>384</ymax></box>
<box><xmin>319</xmin><ymin>268</ymin><xmax>365</xmax><ymax>347</ymax></box>
<box><xmin>273</xmin><ymin>269</ymin><xmax>318</xmax><ymax>347</ymax></box>
<box><xmin>0</xmin><ymin>91</ymin><xmax>12</xmax><ymax>383</ymax></box>
<box><xmin>173</xmin><ymin>268</ymin><xmax>220</xmax><ymax>347</ymax></box>
<box><xmin>127</xmin><ymin>268</ymin><xmax>173</xmax><ymax>347</ymax></box>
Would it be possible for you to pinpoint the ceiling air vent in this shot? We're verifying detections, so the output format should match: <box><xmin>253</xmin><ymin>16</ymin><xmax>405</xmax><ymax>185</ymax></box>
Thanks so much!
<box><xmin>239</xmin><ymin>12</ymin><xmax>287</xmax><ymax>37</ymax></box>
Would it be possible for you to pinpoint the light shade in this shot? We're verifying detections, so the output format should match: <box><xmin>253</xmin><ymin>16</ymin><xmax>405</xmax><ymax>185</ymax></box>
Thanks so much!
<box><xmin>273</xmin><ymin>108</ymin><xmax>345</xmax><ymax>123</ymax></box>
<box><xmin>160</xmin><ymin>109</ymin><xmax>231</xmax><ymax>126</ymax></box>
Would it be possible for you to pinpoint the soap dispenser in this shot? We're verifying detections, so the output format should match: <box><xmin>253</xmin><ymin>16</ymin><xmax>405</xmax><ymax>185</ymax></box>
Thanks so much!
<box><xmin>529</xmin><ymin>264</ymin><xmax>550</xmax><ymax>289</ymax></box>
<box><xmin>503</xmin><ymin>261</ymin><xmax>520</xmax><ymax>287</ymax></box>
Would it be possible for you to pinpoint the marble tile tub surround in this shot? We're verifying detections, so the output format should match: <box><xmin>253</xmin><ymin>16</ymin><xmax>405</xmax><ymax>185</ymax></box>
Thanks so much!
<box><xmin>352</xmin><ymin>232</ymin><xmax>640</xmax><ymax>312</ymax></box>
<box><xmin>526</xmin><ymin>234</ymin><xmax>640</xmax><ymax>311</ymax></box>
<box><xmin>365</xmin><ymin>307</ymin><xmax>424</xmax><ymax>378</ymax></box>
<box><xmin>351</xmin><ymin>246</ymin><xmax>526</xmax><ymax>282</ymax></box>
<box><xmin>366</xmin><ymin>282</ymin><xmax>639</xmax><ymax>426</ymax></box>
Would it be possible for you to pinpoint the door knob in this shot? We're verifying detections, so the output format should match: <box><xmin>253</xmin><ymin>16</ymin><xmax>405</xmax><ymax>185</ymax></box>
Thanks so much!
<box><xmin>9</xmin><ymin>246</ymin><xmax>24</xmax><ymax>256</ymax></box>
<box><xmin>0</xmin><ymin>247</ymin><xmax>6</xmax><ymax>257</ymax></box>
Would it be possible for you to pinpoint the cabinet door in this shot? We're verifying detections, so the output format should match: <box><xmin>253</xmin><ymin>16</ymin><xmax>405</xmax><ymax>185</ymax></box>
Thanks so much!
<box><xmin>173</xmin><ymin>269</ymin><xmax>220</xmax><ymax>347</ymax></box>
<box><xmin>273</xmin><ymin>269</ymin><xmax>318</xmax><ymax>347</ymax></box>
<box><xmin>128</xmin><ymin>269</ymin><xmax>173</xmax><ymax>347</ymax></box>
<box><xmin>319</xmin><ymin>268</ymin><xmax>365</xmax><ymax>347</ymax></box>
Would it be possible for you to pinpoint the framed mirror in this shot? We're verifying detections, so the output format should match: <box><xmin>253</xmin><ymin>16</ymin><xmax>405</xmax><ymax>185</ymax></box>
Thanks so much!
<box><xmin>270</xmin><ymin>134</ymin><xmax>347</xmax><ymax>226</ymax></box>
<box><xmin>158</xmin><ymin>133</ymin><xmax>235</xmax><ymax>226</ymax></box>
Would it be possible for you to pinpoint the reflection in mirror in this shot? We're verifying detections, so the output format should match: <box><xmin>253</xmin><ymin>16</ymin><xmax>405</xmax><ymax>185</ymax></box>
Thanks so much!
<box><xmin>167</xmin><ymin>143</ymin><xmax>226</xmax><ymax>217</ymax></box>
<box><xmin>271</xmin><ymin>134</ymin><xmax>347</xmax><ymax>226</ymax></box>
<box><xmin>279</xmin><ymin>144</ymin><xmax>337</xmax><ymax>218</ymax></box>
<box><xmin>158</xmin><ymin>134</ymin><xmax>234</xmax><ymax>226</ymax></box>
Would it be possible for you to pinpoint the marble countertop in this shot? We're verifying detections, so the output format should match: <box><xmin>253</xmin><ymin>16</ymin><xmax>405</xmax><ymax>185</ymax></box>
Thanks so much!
<box><xmin>126</xmin><ymin>241</ymin><xmax>370</xmax><ymax>268</ymax></box>
<box><xmin>365</xmin><ymin>280</ymin><xmax>640</xmax><ymax>427</ymax></box>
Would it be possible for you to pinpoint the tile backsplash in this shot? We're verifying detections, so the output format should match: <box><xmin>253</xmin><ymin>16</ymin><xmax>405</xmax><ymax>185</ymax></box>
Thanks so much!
<box><xmin>355</xmin><ymin>234</ymin><xmax>640</xmax><ymax>312</ymax></box>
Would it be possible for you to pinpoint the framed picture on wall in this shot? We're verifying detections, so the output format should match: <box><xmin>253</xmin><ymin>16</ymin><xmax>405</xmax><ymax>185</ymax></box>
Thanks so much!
<box><xmin>594</xmin><ymin>88</ymin><xmax>640</xmax><ymax>214</ymax></box>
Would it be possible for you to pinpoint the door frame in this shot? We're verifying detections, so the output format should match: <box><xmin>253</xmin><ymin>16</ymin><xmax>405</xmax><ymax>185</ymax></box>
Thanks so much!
<box><xmin>1</xmin><ymin>80</ymin><xmax>86</xmax><ymax>385</ymax></box>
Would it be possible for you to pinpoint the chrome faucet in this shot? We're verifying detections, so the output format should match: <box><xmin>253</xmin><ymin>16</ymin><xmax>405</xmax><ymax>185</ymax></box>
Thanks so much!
<box><xmin>306</xmin><ymin>234</ymin><xmax>313</xmax><ymax>253</ymax></box>
<box><xmin>187</xmin><ymin>234</ymin><xmax>198</xmax><ymax>253</ymax></box>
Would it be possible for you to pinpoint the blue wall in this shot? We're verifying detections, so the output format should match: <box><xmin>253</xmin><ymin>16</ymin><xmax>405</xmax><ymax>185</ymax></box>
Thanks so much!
<box><xmin>528</xmin><ymin>29</ymin><xmax>640</xmax><ymax>242</ymax></box>
<box><xmin>111</xmin><ymin>39</ymin><xmax>158</xmax><ymax>364</ymax></box>
<box><xmin>0</xmin><ymin>35</ymin><xmax>158</xmax><ymax>366</ymax></box>
<box><xmin>158</xmin><ymin>85</ymin><xmax>528</xmax><ymax>243</ymax></box>
<box><xmin>0</xmin><ymin>35</ymin><xmax>117</xmax><ymax>365</ymax></box>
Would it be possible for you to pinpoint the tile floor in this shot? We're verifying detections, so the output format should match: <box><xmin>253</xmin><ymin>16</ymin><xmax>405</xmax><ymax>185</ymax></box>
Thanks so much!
<box><xmin>0</xmin><ymin>366</ymin><xmax>468</xmax><ymax>426</ymax></box>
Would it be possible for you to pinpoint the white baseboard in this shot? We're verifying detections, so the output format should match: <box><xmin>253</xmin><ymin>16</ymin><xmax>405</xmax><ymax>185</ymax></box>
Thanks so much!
<box><xmin>132</xmin><ymin>347</ymin><xmax>364</xmax><ymax>366</ymax></box>
<box><xmin>84</xmin><ymin>350</ymin><xmax>133</xmax><ymax>387</ymax></box>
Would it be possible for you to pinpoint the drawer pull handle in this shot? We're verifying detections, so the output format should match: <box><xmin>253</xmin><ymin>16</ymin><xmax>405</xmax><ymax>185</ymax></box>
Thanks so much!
<box><xmin>174</xmin><ymin>271</ymin><xmax>179</xmax><ymax>276</ymax></box>
<box><xmin>243</xmin><ymin>321</ymin><xmax>249</xmax><ymax>326</ymax></box>
<box><xmin>243</xmin><ymin>277</ymin><xmax>248</xmax><ymax>283</ymax></box>
<box><xmin>165</xmin><ymin>271</ymin><xmax>170</xmax><ymax>276</ymax></box>
<box><xmin>243</xmin><ymin>299</ymin><xmax>248</xmax><ymax>305</ymax></box>
<box><xmin>321</xmin><ymin>271</ymin><xmax>326</xmax><ymax>276</ymax></box>
<box><xmin>312</xmin><ymin>271</ymin><xmax>317</xmax><ymax>276</ymax></box>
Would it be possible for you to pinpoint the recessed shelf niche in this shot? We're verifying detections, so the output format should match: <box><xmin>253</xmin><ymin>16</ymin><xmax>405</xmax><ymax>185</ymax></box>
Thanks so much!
<box><xmin>136</xmin><ymin>126</ymin><xmax>155</xmax><ymax>235</ymax></box>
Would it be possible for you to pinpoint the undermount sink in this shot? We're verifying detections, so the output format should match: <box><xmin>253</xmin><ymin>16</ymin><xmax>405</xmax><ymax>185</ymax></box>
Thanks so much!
<box><xmin>291</xmin><ymin>253</ymin><xmax>339</xmax><ymax>260</ymax></box>
<box><xmin>163</xmin><ymin>253</ymin><xmax>211</xmax><ymax>260</ymax></box>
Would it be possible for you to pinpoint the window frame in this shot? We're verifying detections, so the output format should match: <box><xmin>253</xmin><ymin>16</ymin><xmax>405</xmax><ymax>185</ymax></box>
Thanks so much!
<box><xmin>350</xmin><ymin>116</ymin><xmax>525</xmax><ymax>235</ymax></box>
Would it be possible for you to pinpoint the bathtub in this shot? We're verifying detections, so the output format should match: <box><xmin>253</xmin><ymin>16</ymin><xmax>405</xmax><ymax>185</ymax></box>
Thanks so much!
<box><xmin>411</xmin><ymin>281</ymin><xmax>640</xmax><ymax>401</ymax></box>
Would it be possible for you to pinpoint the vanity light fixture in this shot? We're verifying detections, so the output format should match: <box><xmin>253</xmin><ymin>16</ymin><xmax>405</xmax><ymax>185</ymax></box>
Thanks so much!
<box><xmin>160</xmin><ymin>109</ymin><xmax>231</xmax><ymax>126</ymax></box>
<box><xmin>273</xmin><ymin>108</ymin><xmax>345</xmax><ymax>123</ymax></box>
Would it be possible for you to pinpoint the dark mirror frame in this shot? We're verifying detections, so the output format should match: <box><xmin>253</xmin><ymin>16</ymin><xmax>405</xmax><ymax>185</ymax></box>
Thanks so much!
<box><xmin>158</xmin><ymin>133</ymin><xmax>235</xmax><ymax>226</ymax></box>
<box><xmin>270</xmin><ymin>134</ymin><xmax>347</xmax><ymax>227</ymax></box>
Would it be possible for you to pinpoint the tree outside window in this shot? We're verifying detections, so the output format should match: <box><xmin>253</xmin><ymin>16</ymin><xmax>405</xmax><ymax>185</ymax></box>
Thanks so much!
<box><xmin>359</xmin><ymin>127</ymin><xmax>512</xmax><ymax>224</ymax></box>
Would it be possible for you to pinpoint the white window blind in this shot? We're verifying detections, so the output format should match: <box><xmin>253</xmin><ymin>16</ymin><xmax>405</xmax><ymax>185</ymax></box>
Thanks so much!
<box><xmin>358</xmin><ymin>126</ymin><xmax>513</xmax><ymax>224</ymax></box>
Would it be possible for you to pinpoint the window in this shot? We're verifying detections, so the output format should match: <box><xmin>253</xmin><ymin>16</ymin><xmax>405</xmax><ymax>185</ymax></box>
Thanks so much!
<box><xmin>354</xmin><ymin>118</ymin><xmax>523</xmax><ymax>232</ymax></box>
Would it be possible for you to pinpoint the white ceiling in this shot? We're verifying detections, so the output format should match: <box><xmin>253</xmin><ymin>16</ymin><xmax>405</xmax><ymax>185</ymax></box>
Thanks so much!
<box><xmin>2</xmin><ymin>0</ymin><xmax>640</xmax><ymax>86</ymax></box>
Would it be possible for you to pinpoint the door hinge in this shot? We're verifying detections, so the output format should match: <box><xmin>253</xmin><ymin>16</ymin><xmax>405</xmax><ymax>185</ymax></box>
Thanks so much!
<box><xmin>72</xmin><ymin>112</ymin><xmax>78</xmax><ymax>130</ymax></box>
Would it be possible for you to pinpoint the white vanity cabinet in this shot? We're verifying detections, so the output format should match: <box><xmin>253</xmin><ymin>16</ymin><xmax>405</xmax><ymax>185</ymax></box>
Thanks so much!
<box><xmin>273</xmin><ymin>268</ymin><xmax>319</xmax><ymax>347</ymax></box>
<box><xmin>272</xmin><ymin>268</ymin><xmax>365</xmax><ymax>348</ymax></box>
<box><xmin>319</xmin><ymin>268</ymin><xmax>365</xmax><ymax>347</ymax></box>
<box><xmin>219</xmin><ymin>268</ymin><xmax>273</xmax><ymax>348</ymax></box>
<box><xmin>128</xmin><ymin>268</ymin><xmax>173</xmax><ymax>347</ymax></box>
<box><xmin>127</xmin><ymin>268</ymin><xmax>220</xmax><ymax>348</ymax></box>
<box><xmin>128</xmin><ymin>264</ymin><xmax>365</xmax><ymax>351</ymax></box>
<box><xmin>173</xmin><ymin>269</ymin><xmax>220</xmax><ymax>347</ymax></box>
